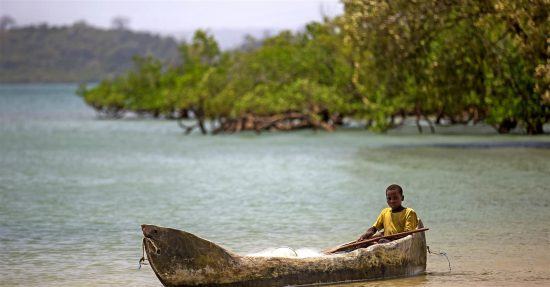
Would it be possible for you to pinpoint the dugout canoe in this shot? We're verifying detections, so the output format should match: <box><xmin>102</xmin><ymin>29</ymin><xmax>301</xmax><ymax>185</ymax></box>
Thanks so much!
<box><xmin>140</xmin><ymin>224</ymin><xmax>427</xmax><ymax>287</ymax></box>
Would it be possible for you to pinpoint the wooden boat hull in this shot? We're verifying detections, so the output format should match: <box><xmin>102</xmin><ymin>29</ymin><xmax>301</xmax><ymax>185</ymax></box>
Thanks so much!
<box><xmin>141</xmin><ymin>225</ymin><xmax>427</xmax><ymax>287</ymax></box>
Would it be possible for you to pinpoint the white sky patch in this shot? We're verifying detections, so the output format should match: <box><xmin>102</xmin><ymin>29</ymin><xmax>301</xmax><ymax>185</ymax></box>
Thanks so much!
<box><xmin>0</xmin><ymin>0</ymin><xmax>343</xmax><ymax>31</ymax></box>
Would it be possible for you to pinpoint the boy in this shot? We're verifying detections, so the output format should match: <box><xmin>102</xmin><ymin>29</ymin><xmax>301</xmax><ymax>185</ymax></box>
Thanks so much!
<box><xmin>357</xmin><ymin>184</ymin><xmax>419</xmax><ymax>242</ymax></box>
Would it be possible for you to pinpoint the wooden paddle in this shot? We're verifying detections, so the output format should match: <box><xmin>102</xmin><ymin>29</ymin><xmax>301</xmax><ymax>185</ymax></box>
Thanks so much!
<box><xmin>323</xmin><ymin>227</ymin><xmax>429</xmax><ymax>254</ymax></box>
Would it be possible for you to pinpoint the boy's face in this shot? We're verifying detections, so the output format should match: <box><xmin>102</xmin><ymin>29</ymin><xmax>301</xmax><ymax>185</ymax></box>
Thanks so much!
<box><xmin>386</xmin><ymin>189</ymin><xmax>403</xmax><ymax>209</ymax></box>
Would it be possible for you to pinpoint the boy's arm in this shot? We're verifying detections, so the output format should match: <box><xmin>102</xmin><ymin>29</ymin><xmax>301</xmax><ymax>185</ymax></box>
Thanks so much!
<box><xmin>357</xmin><ymin>226</ymin><xmax>377</xmax><ymax>241</ymax></box>
<box><xmin>358</xmin><ymin>209</ymin><xmax>386</xmax><ymax>241</ymax></box>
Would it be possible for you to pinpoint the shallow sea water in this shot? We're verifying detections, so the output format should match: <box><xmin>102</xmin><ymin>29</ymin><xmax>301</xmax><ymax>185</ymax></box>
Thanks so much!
<box><xmin>1</xmin><ymin>84</ymin><xmax>549</xmax><ymax>286</ymax></box>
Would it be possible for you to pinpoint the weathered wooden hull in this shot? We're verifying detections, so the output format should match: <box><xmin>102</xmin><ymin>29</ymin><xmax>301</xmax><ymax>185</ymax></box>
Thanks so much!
<box><xmin>141</xmin><ymin>225</ymin><xmax>427</xmax><ymax>287</ymax></box>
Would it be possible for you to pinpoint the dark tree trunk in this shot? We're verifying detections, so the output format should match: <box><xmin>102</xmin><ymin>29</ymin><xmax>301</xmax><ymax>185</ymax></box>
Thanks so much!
<box><xmin>423</xmin><ymin>114</ymin><xmax>435</xmax><ymax>134</ymax></box>
<box><xmin>197</xmin><ymin>117</ymin><xmax>207</xmax><ymax>134</ymax></box>
<box><xmin>415</xmin><ymin>107</ymin><xmax>423</xmax><ymax>134</ymax></box>
<box><xmin>525</xmin><ymin>120</ymin><xmax>544</xmax><ymax>135</ymax></box>
<box><xmin>496</xmin><ymin>118</ymin><xmax>517</xmax><ymax>134</ymax></box>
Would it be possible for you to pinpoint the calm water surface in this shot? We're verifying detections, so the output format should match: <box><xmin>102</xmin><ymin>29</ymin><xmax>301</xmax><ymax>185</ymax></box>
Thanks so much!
<box><xmin>1</xmin><ymin>84</ymin><xmax>549</xmax><ymax>286</ymax></box>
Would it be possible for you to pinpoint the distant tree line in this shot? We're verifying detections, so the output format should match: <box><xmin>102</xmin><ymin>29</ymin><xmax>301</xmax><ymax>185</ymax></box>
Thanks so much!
<box><xmin>0</xmin><ymin>19</ymin><xmax>179</xmax><ymax>82</ymax></box>
<box><xmin>78</xmin><ymin>0</ymin><xmax>548</xmax><ymax>134</ymax></box>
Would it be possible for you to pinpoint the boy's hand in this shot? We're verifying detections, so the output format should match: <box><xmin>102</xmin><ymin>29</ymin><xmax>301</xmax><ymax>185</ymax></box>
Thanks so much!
<box><xmin>357</xmin><ymin>227</ymin><xmax>377</xmax><ymax>242</ymax></box>
<box><xmin>357</xmin><ymin>234</ymin><xmax>371</xmax><ymax>241</ymax></box>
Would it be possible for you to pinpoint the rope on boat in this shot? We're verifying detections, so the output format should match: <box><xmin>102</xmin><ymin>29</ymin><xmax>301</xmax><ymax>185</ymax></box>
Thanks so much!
<box><xmin>427</xmin><ymin>245</ymin><xmax>451</xmax><ymax>272</ymax></box>
<box><xmin>138</xmin><ymin>238</ymin><xmax>149</xmax><ymax>269</ymax></box>
<box><xmin>139</xmin><ymin>237</ymin><xmax>160</xmax><ymax>269</ymax></box>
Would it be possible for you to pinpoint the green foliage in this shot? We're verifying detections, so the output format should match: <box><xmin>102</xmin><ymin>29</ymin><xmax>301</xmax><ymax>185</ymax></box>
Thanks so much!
<box><xmin>79</xmin><ymin>1</ymin><xmax>548</xmax><ymax>134</ymax></box>
<box><xmin>342</xmin><ymin>0</ymin><xmax>548</xmax><ymax>134</ymax></box>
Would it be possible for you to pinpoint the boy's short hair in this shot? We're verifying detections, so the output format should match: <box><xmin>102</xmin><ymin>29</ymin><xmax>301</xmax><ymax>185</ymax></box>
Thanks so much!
<box><xmin>386</xmin><ymin>184</ymin><xmax>403</xmax><ymax>195</ymax></box>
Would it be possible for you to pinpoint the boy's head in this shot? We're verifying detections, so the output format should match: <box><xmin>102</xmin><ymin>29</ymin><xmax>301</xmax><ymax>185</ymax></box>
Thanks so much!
<box><xmin>385</xmin><ymin>184</ymin><xmax>404</xmax><ymax>209</ymax></box>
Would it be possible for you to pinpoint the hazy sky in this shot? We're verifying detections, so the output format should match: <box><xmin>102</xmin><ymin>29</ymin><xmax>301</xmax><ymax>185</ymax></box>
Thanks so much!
<box><xmin>0</xmin><ymin>0</ymin><xmax>343</xmax><ymax>32</ymax></box>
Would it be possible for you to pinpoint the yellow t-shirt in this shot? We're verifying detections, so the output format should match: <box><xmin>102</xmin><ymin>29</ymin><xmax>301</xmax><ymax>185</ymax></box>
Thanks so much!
<box><xmin>372</xmin><ymin>207</ymin><xmax>418</xmax><ymax>236</ymax></box>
